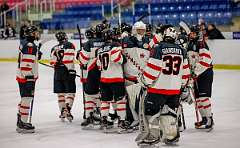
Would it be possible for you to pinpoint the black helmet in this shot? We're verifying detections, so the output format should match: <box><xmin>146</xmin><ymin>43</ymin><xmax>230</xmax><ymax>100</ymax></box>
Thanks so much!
<box><xmin>146</xmin><ymin>23</ymin><xmax>152</xmax><ymax>33</ymax></box>
<box><xmin>55</xmin><ymin>31</ymin><xmax>67</xmax><ymax>42</ymax></box>
<box><xmin>113</xmin><ymin>27</ymin><xmax>121</xmax><ymax>36</ymax></box>
<box><xmin>25</xmin><ymin>25</ymin><xmax>39</xmax><ymax>41</ymax></box>
<box><xmin>156</xmin><ymin>24</ymin><xmax>173</xmax><ymax>35</ymax></box>
<box><xmin>121</xmin><ymin>22</ymin><xmax>132</xmax><ymax>33</ymax></box>
<box><xmin>85</xmin><ymin>28</ymin><xmax>95</xmax><ymax>39</ymax></box>
<box><xmin>102</xmin><ymin>29</ymin><xmax>113</xmax><ymax>41</ymax></box>
<box><xmin>189</xmin><ymin>25</ymin><xmax>200</xmax><ymax>41</ymax></box>
<box><xmin>25</xmin><ymin>25</ymin><xmax>38</xmax><ymax>37</ymax></box>
<box><xmin>95</xmin><ymin>24</ymin><xmax>105</xmax><ymax>38</ymax></box>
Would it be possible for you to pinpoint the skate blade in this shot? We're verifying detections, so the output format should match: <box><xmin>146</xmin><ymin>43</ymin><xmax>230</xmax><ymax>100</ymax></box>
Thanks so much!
<box><xmin>195</xmin><ymin>126</ymin><xmax>214</xmax><ymax>132</ymax></box>
<box><xmin>16</xmin><ymin>127</ymin><xmax>35</xmax><ymax>134</ymax></box>
<box><xmin>81</xmin><ymin>124</ymin><xmax>95</xmax><ymax>130</ymax></box>
<box><xmin>135</xmin><ymin>132</ymin><xmax>149</xmax><ymax>142</ymax></box>
<box><xmin>138</xmin><ymin>142</ymin><xmax>159</xmax><ymax>148</ymax></box>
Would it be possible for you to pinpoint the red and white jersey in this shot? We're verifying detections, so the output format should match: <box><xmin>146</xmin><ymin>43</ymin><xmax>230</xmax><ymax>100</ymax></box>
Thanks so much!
<box><xmin>148</xmin><ymin>33</ymin><xmax>163</xmax><ymax>50</ymax></box>
<box><xmin>187</xmin><ymin>41</ymin><xmax>213</xmax><ymax>76</ymax></box>
<box><xmin>50</xmin><ymin>41</ymin><xmax>75</xmax><ymax>71</ymax></box>
<box><xmin>78</xmin><ymin>38</ymin><xmax>104</xmax><ymax>72</ymax></box>
<box><xmin>142</xmin><ymin>42</ymin><xmax>190</xmax><ymax>95</ymax></box>
<box><xmin>97</xmin><ymin>42</ymin><xmax>124</xmax><ymax>83</ymax></box>
<box><xmin>123</xmin><ymin>47</ymin><xmax>150</xmax><ymax>81</ymax></box>
<box><xmin>16</xmin><ymin>40</ymin><xmax>39</xmax><ymax>83</ymax></box>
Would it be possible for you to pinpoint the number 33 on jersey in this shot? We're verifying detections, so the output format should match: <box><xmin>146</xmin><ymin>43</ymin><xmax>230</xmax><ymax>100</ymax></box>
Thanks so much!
<box><xmin>142</xmin><ymin>42</ymin><xmax>190</xmax><ymax>95</ymax></box>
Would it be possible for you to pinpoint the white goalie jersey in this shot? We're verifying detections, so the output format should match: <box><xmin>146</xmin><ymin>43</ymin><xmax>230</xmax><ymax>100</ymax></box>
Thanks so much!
<box><xmin>123</xmin><ymin>47</ymin><xmax>150</xmax><ymax>82</ymax></box>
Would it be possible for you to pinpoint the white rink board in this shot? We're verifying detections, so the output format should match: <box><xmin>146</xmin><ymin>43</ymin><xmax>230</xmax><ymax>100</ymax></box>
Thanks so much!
<box><xmin>0</xmin><ymin>39</ymin><xmax>240</xmax><ymax>65</ymax></box>
<box><xmin>0</xmin><ymin>62</ymin><xmax>240</xmax><ymax>148</ymax></box>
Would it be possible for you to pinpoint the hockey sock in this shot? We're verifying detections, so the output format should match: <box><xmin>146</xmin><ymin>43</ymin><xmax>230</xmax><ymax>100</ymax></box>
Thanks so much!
<box><xmin>66</xmin><ymin>93</ymin><xmax>75</xmax><ymax>108</ymax></box>
<box><xmin>19</xmin><ymin>97</ymin><xmax>33</xmax><ymax>123</ymax></box>
<box><xmin>196</xmin><ymin>97</ymin><xmax>212</xmax><ymax>117</ymax></box>
<box><xmin>116</xmin><ymin>98</ymin><xmax>127</xmax><ymax>120</ymax></box>
<box><xmin>57</xmin><ymin>93</ymin><xmax>66</xmax><ymax>112</ymax></box>
<box><xmin>84</xmin><ymin>94</ymin><xmax>96</xmax><ymax>118</ymax></box>
<box><xmin>100</xmin><ymin>101</ymin><xmax>110</xmax><ymax>117</ymax></box>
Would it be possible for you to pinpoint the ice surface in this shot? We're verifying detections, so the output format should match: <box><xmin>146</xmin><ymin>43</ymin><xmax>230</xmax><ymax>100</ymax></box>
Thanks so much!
<box><xmin>0</xmin><ymin>62</ymin><xmax>240</xmax><ymax>148</ymax></box>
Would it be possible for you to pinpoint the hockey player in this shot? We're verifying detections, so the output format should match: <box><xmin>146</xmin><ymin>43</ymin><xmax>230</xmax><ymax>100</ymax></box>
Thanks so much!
<box><xmin>50</xmin><ymin>31</ymin><xmax>76</xmax><ymax>122</ymax></box>
<box><xmin>186</xmin><ymin>25</ymin><xmax>214</xmax><ymax>131</ymax></box>
<box><xmin>96</xmin><ymin>29</ymin><xmax>129</xmax><ymax>132</ymax></box>
<box><xmin>78</xmin><ymin>24</ymin><xmax>105</xmax><ymax>127</ymax></box>
<box><xmin>123</xmin><ymin>21</ymin><xmax>150</xmax><ymax>83</ymax></box>
<box><xmin>16</xmin><ymin>25</ymin><xmax>40</xmax><ymax>133</ymax></box>
<box><xmin>136</xmin><ymin>27</ymin><xmax>190</xmax><ymax>146</ymax></box>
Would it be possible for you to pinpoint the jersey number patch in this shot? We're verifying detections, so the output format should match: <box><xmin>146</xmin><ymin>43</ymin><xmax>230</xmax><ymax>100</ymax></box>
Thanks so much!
<box><xmin>98</xmin><ymin>53</ymin><xmax>110</xmax><ymax>70</ymax></box>
<box><xmin>162</xmin><ymin>55</ymin><xmax>182</xmax><ymax>75</ymax></box>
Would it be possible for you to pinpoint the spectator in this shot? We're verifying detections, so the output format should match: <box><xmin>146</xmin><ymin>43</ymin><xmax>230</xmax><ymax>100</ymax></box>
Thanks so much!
<box><xmin>198</xmin><ymin>18</ymin><xmax>208</xmax><ymax>40</ymax></box>
<box><xmin>4</xmin><ymin>23</ymin><xmax>16</xmax><ymax>39</ymax></box>
<box><xmin>0</xmin><ymin>26</ymin><xmax>4</xmax><ymax>38</ymax></box>
<box><xmin>207</xmin><ymin>23</ymin><xmax>225</xmax><ymax>39</ymax></box>
<box><xmin>0</xmin><ymin>0</ymin><xmax>9</xmax><ymax>27</ymax></box>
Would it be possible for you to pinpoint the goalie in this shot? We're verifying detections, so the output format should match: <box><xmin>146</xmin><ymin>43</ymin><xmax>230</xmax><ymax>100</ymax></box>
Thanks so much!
<box><xmin>135</xmin><ymin>26</ymin><xmax>190</xmax><ymax>146</ymax></box>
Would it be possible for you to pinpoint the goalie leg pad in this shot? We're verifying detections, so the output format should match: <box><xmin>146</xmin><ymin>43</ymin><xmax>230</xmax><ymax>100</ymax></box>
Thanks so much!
<box><xmin>160</xmin><ymin>105</ymin><xmax>179</xmax><ymax>141</ymax></box>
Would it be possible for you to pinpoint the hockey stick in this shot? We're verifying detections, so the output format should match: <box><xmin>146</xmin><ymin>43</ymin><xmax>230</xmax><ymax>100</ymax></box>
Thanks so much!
<box><xmin>179</xmin><ymin>21</ymin><xmax>191</xmax><ymax>35</ymax></box>
<box><xmin>137</xmin><ymin>13</ymin><xmax>149</xmax><ymax>22</ymax></box>
<box><xmin>77</xmin><ymin>24</ymin><xmax>86</xmax><ymax>119</ymax></box>
<box><xmin>38</xmin><ymin>61</ymin><xmax>81</xmax><ymax>77</ymax></box>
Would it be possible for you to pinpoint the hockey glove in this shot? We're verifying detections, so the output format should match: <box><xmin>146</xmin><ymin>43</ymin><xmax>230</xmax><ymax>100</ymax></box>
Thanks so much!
<box><xmin>68</xmin><ymin>70</ymin><xmax>76</xmax><ymax>81</ymax></box>
<box><xmin>38</xmin><ymin>51</ymin><xmax>42</xmax><ymax>60</ymax></box>
<box><xmin>137</xmin><ymin>74</ymin><xmax>148</xmax><ymax>89</ymax></box>
<box><xmin>76</xmin><ymin>50</ymin><xmax>80</xmax><ymax>60</ymax></box>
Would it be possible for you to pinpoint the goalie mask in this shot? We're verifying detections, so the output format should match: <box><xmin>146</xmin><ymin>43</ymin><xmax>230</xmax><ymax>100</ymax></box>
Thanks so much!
<box><xmin>55</xmin><ymin>31</ymin><xmax>67</xmax><ymax>42</ymax></box>
<box><xmin>163</xmin><ymin>27</ymin><xmax>178</xmax><ymax>43</ymax></box>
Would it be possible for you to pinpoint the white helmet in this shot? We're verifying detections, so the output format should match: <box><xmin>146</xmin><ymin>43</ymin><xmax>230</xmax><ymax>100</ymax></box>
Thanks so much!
<box><xmin>163</xmin><ymin>27</ymin><xmax>178</xmax><ymax>41</ymax></box>
<box><xmin>133</xmin><ymin>21</ymin><xmax>146</xmax><ymax>30</ymax></box>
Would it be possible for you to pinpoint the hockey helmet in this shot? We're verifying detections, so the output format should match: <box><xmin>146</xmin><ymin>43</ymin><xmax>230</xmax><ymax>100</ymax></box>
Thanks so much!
<box><xmin>176</xmin><ymin>34</ymin><xmax>188</xmax><ymax>48</ymax></box>
<box><xmin>85</xmin><ymin>28</ymin><xmax>95</xmax><ymax>39</ymax></box>
<box><xmin>133</xmin><ymin>21</ymin><xmax>146</xmax><ymax>30</ymax></box>
<box><xmin>24</xmin><ymin>25</ymin><xmax>38</xmax><ymax>38</ymax></box>
<box><xmin>121</xmin><ymin>22</ymin><xmax>132</xmax><ymax>33</ymax></box>
<box><xmin>55</xmin><ymin>31</ymin><xmax>67</xmax><ymax>42</ymax></box>
<box><xmin>146</xmin><ymin>23</ymin><xmax>152</xmax><ymax>33</ymax></box>
<box><xmin>189</xmin><ymin>25</ymin><xmax>200</xmax><ymax>41</ymax></box>
<box><xmin>156</xmin><ymin>24</ymin><xmax>173</xmax><ymax>35</ymax></box>
<box><xmin>102</xmin><ymin>29</ymin><xmax>113</xmax><ymax>41</ymax></box>
<box><xmin>163</xmin><ymin>27</ymin><xmax>178</xmax><ymax>43</ymax></box>
<box><xmin>95</xmin><ymin>23</ymin><xmax>105</xmax><ymax>38</ymax></box>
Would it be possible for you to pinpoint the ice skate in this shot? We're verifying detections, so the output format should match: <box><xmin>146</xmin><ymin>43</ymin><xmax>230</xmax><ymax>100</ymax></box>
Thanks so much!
<box><xmin>81</xmin><ymin>113</ymin><xmax>94</xmax><ymax>129</ymax></box>
<box><xmin>16</xmin><ymin>114</ymin><xmax>35</xmax><ymax>134</ymax></box>
<box><xmin>117</xmin><ymin>120</ymin><xmax>131</xmax><ymax>134</ymax></box>
<box><xmin>64</xmin><ymin>103</ymin><xmax>73</xmax><ymax>122</ymax></box>
<box><xmin>137</xmin><ymin>134</ymin><xmax>160</xmax><ymax>148</ymax></box>
<box><xmin>195</xmin><ymin>116</ymin><xmax>214</xmax><ymax>131</ymax></box>
<box><xmin>100</xmin><ymin>116</ymin><xmax>114</xmax><ymax>133</ymax></box>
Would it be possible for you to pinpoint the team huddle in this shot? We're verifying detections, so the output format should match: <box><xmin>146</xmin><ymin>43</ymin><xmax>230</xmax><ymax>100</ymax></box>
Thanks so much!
<box><xmin>16</xmin><ymin>20</ymin><xmax>214</xmax><ymax>147</ymax></box>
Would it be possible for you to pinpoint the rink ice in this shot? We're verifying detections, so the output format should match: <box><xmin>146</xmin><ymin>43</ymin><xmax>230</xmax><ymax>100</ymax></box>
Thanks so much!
<box><xmin>0</xmin><ymin>62</ymin><xmax>240</xmax><ymax>148</ymax></box>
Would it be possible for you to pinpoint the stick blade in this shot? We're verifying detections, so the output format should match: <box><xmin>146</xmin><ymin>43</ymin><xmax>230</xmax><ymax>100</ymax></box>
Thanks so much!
<box><xmin>179</xmin><ymin>21</ymin><xmax>191</xmax><ymax>35</ymax></box>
